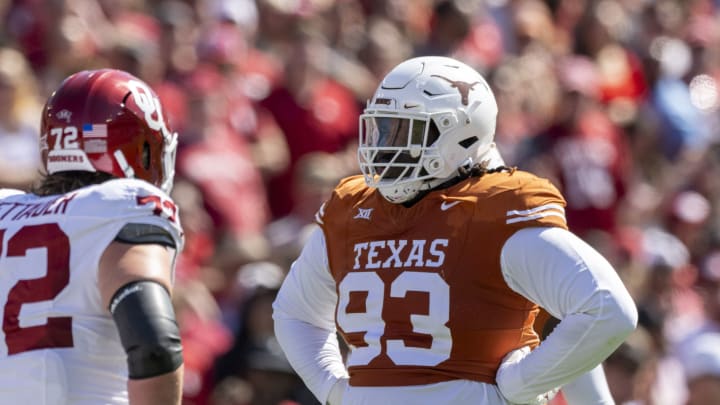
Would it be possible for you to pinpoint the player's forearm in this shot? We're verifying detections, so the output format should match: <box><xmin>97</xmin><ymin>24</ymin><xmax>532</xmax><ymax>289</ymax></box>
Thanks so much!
<box><xmin>274</xmin><ymin>311</ymin><xmax>349</xmax><ymax>404</ymax></box>
<box><xmin>496</xmin><ymin>290</ymin><xmax>635</xmax><ymax>402</ymax></box>
<box><xmin>499</xmin><ymin>227</ymin><xmax>637</xmax><ymax>403</ymax></box>
<box><xmin>561</xmin><ymin>364</ymin><xmax>614</xmax><ymax>404</ymax></box>
<box><xmin>128</xmin><ymin>366</ymin><xmax>183</xmax><ymax>405</ymax></box>
<box><xmin>272</xmin><ymin>228</ymin><xmax>348</xmax><ymax>403</ymax></box>
<box><xmin>534</xmin><ymin>315</ymin><xmax>615</xmax><ymax>404</ymax></box>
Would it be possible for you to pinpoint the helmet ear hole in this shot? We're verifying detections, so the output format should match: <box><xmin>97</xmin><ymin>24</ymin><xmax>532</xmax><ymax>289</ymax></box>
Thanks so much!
<box><xmin>459</xmin><ymin>136</ymin><xmax>479</xmax><ymax>149</ymax></box>
<box><xmin>426</xmin><ymin>120</ymin><xmax>441</xmax><ymax>147</ymax></box>
<box><xmin>142</xmin><ymin>141</ymin><xmax>151</xmax><ymax>170</ymax></box>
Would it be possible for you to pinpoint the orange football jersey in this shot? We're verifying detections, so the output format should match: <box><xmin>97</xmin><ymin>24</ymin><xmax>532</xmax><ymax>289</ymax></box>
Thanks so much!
<box><xmin>317</xmin><ymin>170</ymin><xmax>568</xmax><ymax>387</ymax></box>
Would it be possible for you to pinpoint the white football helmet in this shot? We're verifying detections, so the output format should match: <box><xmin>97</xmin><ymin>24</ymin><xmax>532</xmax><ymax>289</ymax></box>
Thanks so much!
<box><xmin>358</xmin><ymin>56</ymin><xmax>500</xmax><ymax>203</ymax></box>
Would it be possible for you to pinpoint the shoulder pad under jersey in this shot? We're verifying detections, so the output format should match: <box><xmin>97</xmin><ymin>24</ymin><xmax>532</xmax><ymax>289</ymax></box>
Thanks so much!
<box><xmin>330</xmin><ymin>175</ymin><xmax>368</xmax><ymax>198</ymax></box>
<box><xmin>314</xmin><ymin>175</ymin><xmax>371</xmax><ymax>226</ymax></box>
<box><xmin>0</xmin><ymin>188</ymin><xmax>26</xmax><ymax>200</ymax></box>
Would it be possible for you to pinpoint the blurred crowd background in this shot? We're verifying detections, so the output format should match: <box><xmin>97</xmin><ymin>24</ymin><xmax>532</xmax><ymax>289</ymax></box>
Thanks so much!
<box><xmin>2</xmin><ymin>0</ymin><xmax>720</xmax><ymax>404</ymax></box>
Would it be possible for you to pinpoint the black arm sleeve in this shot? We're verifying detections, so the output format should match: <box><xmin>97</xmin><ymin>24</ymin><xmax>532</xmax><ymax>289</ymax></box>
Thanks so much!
<box><xmin>109</xmin><ymin>280</ymin><xmax>183</xmax><ymax>379</ymax></box>
<box><xmin>114</xmin><ymin>223</ymin><xmax>176</xmax><ymax>248</ymax></box>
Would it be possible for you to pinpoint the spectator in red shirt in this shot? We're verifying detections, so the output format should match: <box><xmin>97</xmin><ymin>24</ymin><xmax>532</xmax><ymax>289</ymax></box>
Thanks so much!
<box><xmin>260</xmin><ymin>34</ymin><xmax>359</xmax><ymax>218</ymax></box>
<box><xmin>177</xmin><ymin>65</ymin><xmax>271</xmax><ymax>271</ymax></box>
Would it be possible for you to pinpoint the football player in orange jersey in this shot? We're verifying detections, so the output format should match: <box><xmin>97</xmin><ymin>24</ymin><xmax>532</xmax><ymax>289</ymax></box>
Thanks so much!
<box><xmin>272</xmin><ymin>56</ymin><xmax>637</xmax><ymax>404</ymax></box>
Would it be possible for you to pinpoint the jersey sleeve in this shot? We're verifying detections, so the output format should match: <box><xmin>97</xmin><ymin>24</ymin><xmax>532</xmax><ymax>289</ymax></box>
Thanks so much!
<box><xmin>502</xmin><ymin>175</ymin><xmax>568</xmax><ymax>231</ymax></box>
<box><xmin>88</xmin><ymin>179</ymin><xmax>184</xmax><ymax>251</ymax></box>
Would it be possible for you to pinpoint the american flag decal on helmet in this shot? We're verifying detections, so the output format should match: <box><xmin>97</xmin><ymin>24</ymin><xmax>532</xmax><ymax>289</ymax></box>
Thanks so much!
<box><xmin>83</xmin><ymin>124</ymin><xmax>107</xmax><ymax>138</ymax></box>
<box><xmin>83</xmin><ymin>124</ymin><xmax>108</xmax><ymax>153</ymax></box>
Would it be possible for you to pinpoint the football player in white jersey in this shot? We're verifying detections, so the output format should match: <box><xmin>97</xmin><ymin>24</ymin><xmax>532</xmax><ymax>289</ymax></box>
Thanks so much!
<box><xmin>272</xmin><ymin>56</ymin><xmax>638</xmax><ymax>404</ymax></box>
<box><xmin>0</xmin><ymin>69</ymin><xmax>184</xmax><ymax>404</ymax></box>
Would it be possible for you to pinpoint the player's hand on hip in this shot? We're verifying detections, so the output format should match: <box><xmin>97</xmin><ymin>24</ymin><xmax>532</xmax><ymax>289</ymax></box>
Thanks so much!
<box><xmin>496</xmin><ymin>346</ymin><xmax>559</xmax><ymax>405</ymax></box>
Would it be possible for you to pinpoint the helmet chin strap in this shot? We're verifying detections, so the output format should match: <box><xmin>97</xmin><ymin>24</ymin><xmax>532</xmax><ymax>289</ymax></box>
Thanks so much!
<box><xmin>114</xmin><ymin>150</ymin><xmax>136</xmax><ymax>178</ymax></box>
<box><xmin>476</xmin><ymin>143</ymin><xmax>506</xmax><ymax>168</ymax></box>
<box><xmin>379</xmin><ymin>181</ymin><xmax>423</xmax><ymax>203</ymax></box>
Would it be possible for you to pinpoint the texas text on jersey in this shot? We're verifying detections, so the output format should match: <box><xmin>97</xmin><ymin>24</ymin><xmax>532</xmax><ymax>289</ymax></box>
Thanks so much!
<box><xmin>318</xmin><ymin>169</ymin><xmax>566</xmax><ymax>386</ymax></box>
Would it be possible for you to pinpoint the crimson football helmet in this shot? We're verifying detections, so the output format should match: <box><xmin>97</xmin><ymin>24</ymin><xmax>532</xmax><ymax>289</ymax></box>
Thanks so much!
<box><xmin>358</xmin><ymin>56</ymin><xmax>500</xmax><ymax>203</ymax></box>
<box><xmin>41</xmin><ymin>69</ymin><xmax>178</xmax><ymax>193</ymax></box>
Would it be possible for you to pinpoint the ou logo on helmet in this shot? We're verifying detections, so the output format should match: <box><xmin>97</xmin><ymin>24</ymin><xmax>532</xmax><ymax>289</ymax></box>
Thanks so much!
<box><xmin>127</xmin><ymin>80</ymin><xmax>172</xmax><ymax>139</ymax></box>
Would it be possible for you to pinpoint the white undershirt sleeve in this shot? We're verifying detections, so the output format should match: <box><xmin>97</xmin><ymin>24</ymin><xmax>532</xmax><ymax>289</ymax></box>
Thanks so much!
<box><xmin>272</xmin><ymin>228</ymin><xmax>349</xmax><ymax>404</ymax></box>
<box><xmin>561</xmin><ymin>364</ymin><xmax>614</xmax><ymax>404</ymax></box>
<box><xmin>497</xmin><ymin>227</ymin><xmax>637</xmax><ymax>403</ymax></box>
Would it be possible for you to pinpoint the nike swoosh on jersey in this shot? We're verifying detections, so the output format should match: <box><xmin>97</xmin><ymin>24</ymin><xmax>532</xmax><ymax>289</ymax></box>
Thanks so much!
<box><xmin>440</xmin><ymin>200</ymin><xmax>461</xmax><ymax>211</ymax></box>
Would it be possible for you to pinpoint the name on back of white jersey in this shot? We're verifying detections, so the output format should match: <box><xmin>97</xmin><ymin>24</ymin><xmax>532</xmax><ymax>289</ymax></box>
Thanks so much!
<box><xmin>0</xmin><ymin>193</ymin><xmax>76</xmax><ymax>222</ymax></box>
